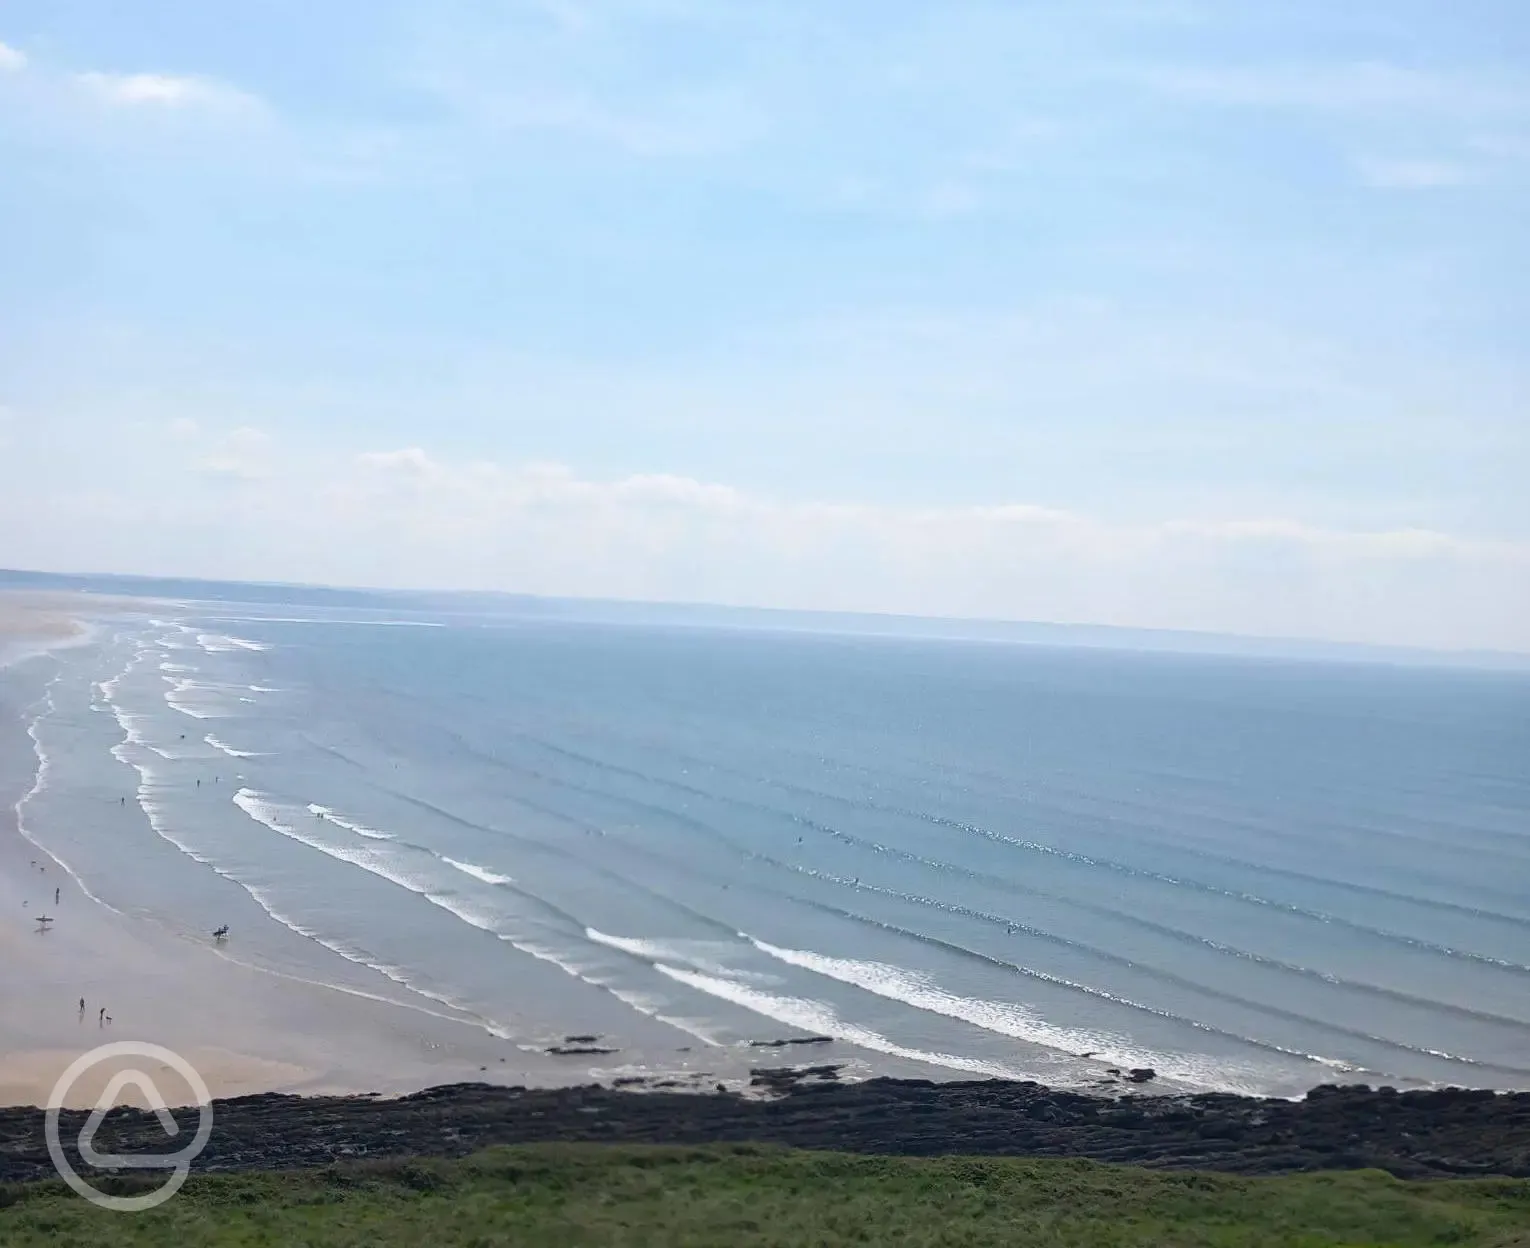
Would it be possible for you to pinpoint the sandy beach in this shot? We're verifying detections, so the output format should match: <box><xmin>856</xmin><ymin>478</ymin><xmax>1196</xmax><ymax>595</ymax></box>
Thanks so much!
<box><xmin>1</xmin><ymin>602</ymin><xmax>506</xmax><ymax>1105</ymax></box>
<box><xmin>0</xmin><ymin>595</ymin><xmax>86</xmax><ymax>669</ymax></box>
<box><xmin>0</xmin><ymin>594</ymin><xmax>851</xmax><ymax>1109</ymax></box>
<box><xmin>1</xmin><ymin>740</ymin><xmax>777</xmax><ymax>1110</ymax></box>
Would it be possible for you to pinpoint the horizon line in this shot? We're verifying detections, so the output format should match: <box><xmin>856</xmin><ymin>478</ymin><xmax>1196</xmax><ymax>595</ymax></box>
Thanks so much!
<box><xmin>4</xmin><ymin>564</ymin><xmax>1528</xmax><ymax>671</ymax></box>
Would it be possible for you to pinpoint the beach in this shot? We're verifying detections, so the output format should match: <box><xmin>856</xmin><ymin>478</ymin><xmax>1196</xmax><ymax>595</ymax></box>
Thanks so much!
<box><xmin>0</xmin><ymin>594</ymin><xmax>896</xmax><ymax>1110</ymax></box>
<box><xmin>3</xmin><ymin>580</ymin><xmax>1529</xmax><ymax>1119</ymax></box>
<box><xmin>1</xmin><ymin>600</ymin><xmax>500</xmax><ymax>1105</ymax></box>
<box><xmin>1</xmin><ymin>587</ymin><xmax>1528</xmax><ymax>1203</ymax></box>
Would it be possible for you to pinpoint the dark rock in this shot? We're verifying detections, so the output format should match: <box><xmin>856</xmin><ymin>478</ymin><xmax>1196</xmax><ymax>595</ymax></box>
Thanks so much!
<box><xmin>563</xmin><ymin>1035</ymin><xmax>600</xmax><ymax>1044</ymax></box>
<box><xmin>751</xmin><ymin>1065</ymin><xmax>844</xmax><ymax>1091</ymax></box>
<box><xmin>5</xmin><ymin>1076</ymin><xmax>1529</xmax><ymax>1184</ymax></box>
<box><xmin>544</xmin><ymin>1046</ymin><xmax>618</xmax><ymax>1056</ymax></box>
<box><xmin>1126</xmin><ymin>1069</ymin><xmax>1157</xmax><ymax>1083</ymax></box>
<box><xmin>748</xmin><ymin>1036</ymin><xmax>834</xmax><ymax>1048</ymax></box>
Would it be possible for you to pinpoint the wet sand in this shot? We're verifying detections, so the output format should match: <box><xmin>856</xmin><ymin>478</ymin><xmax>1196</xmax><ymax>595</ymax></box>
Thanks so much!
<box><xmin>0</xmin><ymin>602</ymin><xmax>884</xmax><ymax>1109</ymax></box>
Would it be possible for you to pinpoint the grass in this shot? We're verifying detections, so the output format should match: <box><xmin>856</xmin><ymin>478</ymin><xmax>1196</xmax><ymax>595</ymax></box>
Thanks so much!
<box><xmin>2</xmin><ymin>1145</ymin><xmax>1528</xmax><ymax>1246</ymax></box>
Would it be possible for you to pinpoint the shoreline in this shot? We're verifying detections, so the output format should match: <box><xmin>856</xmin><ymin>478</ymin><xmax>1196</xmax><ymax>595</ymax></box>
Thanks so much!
<box><xmin>0</xmin><ymin>605</ymin><xmax>604</xmax><ymax>1107</ymax></box>
<box><xmin>5</xmin><ymin>593</ymin><xmax>1520</xmax><ymax>1127</ymax></box>
<box><xmin>0</xmin><ymin>613</ymin><xmax>972</xmax><ymax>1110</ymax></box>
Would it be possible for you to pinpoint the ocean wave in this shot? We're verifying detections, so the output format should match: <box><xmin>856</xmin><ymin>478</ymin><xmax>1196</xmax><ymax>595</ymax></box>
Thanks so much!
<box><xmin>652</xmin><ymin>962</ymin><xmax>1029</xmax><ymax>1079</ymax></box>
<box><xmin>238</xmin><ymin>790</ymin><xmax>447</xmax><ymax>897</ymax></box>
<box><xmin>196</xmin><ymin>633</ymin><xmax>273</xmax><ymax>654</ymax></box>
<box><xmin>164</xmin><ymin>679</ymin><xmax>234</xmax><ymax>720</ymax></box>
<box><xmin>206</xmin><ymin>734</ymin><xmax>269</xmax><ymax>759</ymax></box>
<box><xmin>306</xmin><ymin>803</ymin><xmax>394</xmax><ymax>840</ymax></box>
<box><xmin>143</xmin><ymin>790</ymin><xmax>511</xmax><ymax>1038</ymax></box>
<box><xmin>165</xmin><ymin>702</ymin><xmax>218</xmax><ymax>720</ymax></box>
<box><xmin>745</xmin><ymin>935</ymin><xmax>1280</xmax><ymax>1094</ymax></box>
<box><xmin>442</xmin><ymin>857</ymin><xmax>515</xmax><ymax>886</ymax></box>
<box><xmin>202</xmin><ymin>615</ymin><xmax>446</xmax><ymax>628</ymax></box>
<box><xmin>12</xmin><ymin>682</ymin><xmax>122</xmax><ymax>913</ymax></box>
<box><xmin>586</xmin><ymin>929</ymin><xmax>774</xmax><ymax>983</ymax></box>
<box><xmin>237</xmin><ymin>791</ymin><xmax>716</xmax><ymax>1045</ymax></box>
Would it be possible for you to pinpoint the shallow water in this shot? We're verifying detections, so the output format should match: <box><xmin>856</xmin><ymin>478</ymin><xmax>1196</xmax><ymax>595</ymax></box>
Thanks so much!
<box><xmin>10</xmin><ymin>597</ymin><xmax>1530</xmax><ymax>1097</ymax></box>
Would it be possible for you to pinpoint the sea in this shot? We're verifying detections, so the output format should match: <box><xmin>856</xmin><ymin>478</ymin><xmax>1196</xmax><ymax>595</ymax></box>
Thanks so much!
<box><xmin>6</xmin><ymin>581</ymin><xmax>1530</xmax><ymax>1099</ymax></box>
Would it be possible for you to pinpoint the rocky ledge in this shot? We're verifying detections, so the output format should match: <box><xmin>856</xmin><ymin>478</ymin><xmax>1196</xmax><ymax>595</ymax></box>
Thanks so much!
<box><xmin>3</xmin><ymin>1078</ymin><xmax>1528</xmax><ymax>1184</ymax></box>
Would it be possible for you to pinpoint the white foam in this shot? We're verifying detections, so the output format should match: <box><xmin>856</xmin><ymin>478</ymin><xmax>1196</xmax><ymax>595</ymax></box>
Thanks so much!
<box><xmin>306</xmin><ymin>803</ymin><xmax>394</xmax><ymax>840</ymax></box>
<box><xmin>166</xmin><ymin>701</ymin><xmax>217</xmax><ymax>720</ymax></box>
<box><xmin>497</xmin><ymin>936</ymin><xmax>722</xmax><ymax>1046</ymax></box>
<box><xmin>13</xmin><ymin>680</ymin><xmax>122</xmax><ymax>913</ymax></box>
<box><xmin>248</xmin><ymin>684</ymin><xmax>281</xmax><ymax>693</ymax></box>
<box><xmin>202</xmin><ymin>616</ymin><xmax>446</xmax><ymax>628</ymax></box>
<box><xmin>195</xmin><ymin>633</ymin><xmax>272</xmax><ymax>654</ymax></box>
<box><xmin>238</xmin><ymin>792</ymin><xmax>516</xmax><ymax>941</ymax></box>
<box><xmin>206</xmin><ymin>734</ymin><xmax>268</xmax><ymax>759</ymax></box>
<box><xmin>160</xmin><ymin>662</ymin><xmax>196</xmax><ymax>673</ymax></box>
<box><xmin>745</xmin><ymin>936</ymin><xmax>1267</xmax><ymax>1092</ymax></box>
<box><xmin>653</xmin><ymin>962</ymin><xmax>1027</xmax><ymax>1078</ymax></box>
<box><xmin>164</xmin><ymin>677</ymin><xmax>234</xmax><ymax>720</ymax></box>
<box><xmin>237</xmin><ymin>792</ymin><xmax>719</xmax><ymax>1046</ymax></box>
<box><xmin>94</xmin><ymin>647</ymin><xmax>148</xmax><ymax>702</ymax></box>
<box><xmin>586</xmin><ymin>929</ymin><xmax>773</xmax><ymax>982</ymax></box>
<box><xmin>442</xmin><ymin>857</ymin><xmax>515</xmax><ymax>886</ymax></box>
<box><xmin>124</xmin><ymin>784</ymin><xmax>513</xmax><ymax>1038</ymax></box>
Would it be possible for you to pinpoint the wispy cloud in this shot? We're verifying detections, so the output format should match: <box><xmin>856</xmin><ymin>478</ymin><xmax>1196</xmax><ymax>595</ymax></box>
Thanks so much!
<box><xmin>1357</xmin><ymin>157</ymin><xmax>1474</xmax><ymax>190</ymax></box>
<box><xmin>1128</xmin><ymin>61</ymin><xmax>1530</xmax><ymax>119</ymax></box>
<box><xmin>192</xmin><ymin>426</ymin><xmax>274</xmax><ymax>481</ymax></box>
<box><xmin>1126</xmin><ymin>59</ymin><xmax>1530</xmax><ymax>189</ymax></box>
<box><xmin>0</xmin><ymin>39</ymin><xmax>27</xmax><ymax>72</ymax></box>
<box><xmin>300</xmin><ymin>449</ymin><xmax>1530</xmax><ymax>650</ymax></box>
<box><xmin>73</xmin><ymin>70</ymin><xmax>263</xmax><ymax>114</ymax></box>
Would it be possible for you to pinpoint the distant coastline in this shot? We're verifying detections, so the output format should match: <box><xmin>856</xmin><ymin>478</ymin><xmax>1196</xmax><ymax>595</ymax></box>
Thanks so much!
<box><xmin>3</xmin><ymin>566</ymin><xmax>1526</xmax><ymax>673</ymax></box>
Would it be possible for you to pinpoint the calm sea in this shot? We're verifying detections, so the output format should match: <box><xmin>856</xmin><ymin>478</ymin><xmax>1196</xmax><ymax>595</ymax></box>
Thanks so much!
<box><xmin>10</xmin><ymin>595</ymin><xmax>1530</xmax><ymax>1097</ymax></box>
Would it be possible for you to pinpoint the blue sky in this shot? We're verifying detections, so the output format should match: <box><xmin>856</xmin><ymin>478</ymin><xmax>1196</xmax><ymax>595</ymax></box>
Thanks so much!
<box><xmin>1</xmin><ymin>1</ymin><xmax>1527</xmax><ymax>649</ymax></box>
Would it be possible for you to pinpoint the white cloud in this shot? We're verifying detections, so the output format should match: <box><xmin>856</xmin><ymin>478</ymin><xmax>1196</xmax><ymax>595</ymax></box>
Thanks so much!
<box><xmin>3</xmin><ymin>426</ymin><xmax>1525</xmax><ymax>650</ymax></box>
<box><xmin>357</xmin><ymin>446</ymin><xmax>440</xmax><ymax>477</ymax></box>
<box><xmin>0</xmin><ymin>40</ymin><xmax>27</xmax><ymax>72</ymax></box>
<box><xmin>192</xmin><ymin>426</ymin><xmax>273</xmax><ymax>481</ymax></box>
<box><xmin>299</xmin><ymin>450</ymin><xmax>1529</xmax><ymax>651</ymax></box>
<box><xmin>73</xmin><ymin>70</ymin><xmax>261</xmax><ymax>113</ymax></box>
<box><xmin>167</xmin><ymin>417</ymin><xmax>201</xmax><ymax>439</ymax></box>
<box><xmin>1358</xmin><ymin>157</ymin><xmax>1474</xmax><ymax>189</ymax></box>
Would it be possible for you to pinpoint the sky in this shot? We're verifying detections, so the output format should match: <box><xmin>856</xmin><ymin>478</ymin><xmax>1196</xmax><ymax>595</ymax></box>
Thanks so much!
<box><xmin>0</xmin><ymin>1</ymin><xmax>1527</xmax><ymax>652</ymax></box>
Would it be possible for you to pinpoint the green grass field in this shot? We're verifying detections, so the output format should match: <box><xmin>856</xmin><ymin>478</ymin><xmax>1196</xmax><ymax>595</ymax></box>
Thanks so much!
<box><xmin>3</xmin><ymin>1145</ymin><xmax>1528</xmax><ymax>1246</ymax></box>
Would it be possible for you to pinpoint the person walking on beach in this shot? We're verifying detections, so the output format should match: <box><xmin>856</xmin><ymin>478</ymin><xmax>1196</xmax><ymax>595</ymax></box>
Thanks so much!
<box><xmin>98</xmin><ymin>1007</ymin><xmax>105</xmax><ymax>1025</ymax></box>
<box><xmin>78</xmin><ymin>997</ymin><xmax>85</xmax><ymax>1014</ymax></box>
<box><xmin>54</xmin><ymin>887</ymin><xmax>59</xmax><ymax>905</ymax></box>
